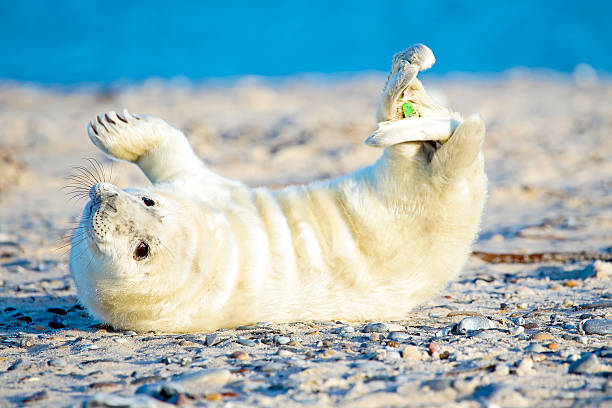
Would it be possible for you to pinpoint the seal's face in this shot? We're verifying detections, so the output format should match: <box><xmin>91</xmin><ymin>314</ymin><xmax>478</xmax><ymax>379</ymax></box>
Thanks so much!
<box><xmin>69</xmin><ymin>181</ymin><xmax>192</xmax><ymax>327</ymax></box>
<box><xmin>78</xmin><ymin>182</ymin><xmax>165</xmax><ymax>274</ymax></box>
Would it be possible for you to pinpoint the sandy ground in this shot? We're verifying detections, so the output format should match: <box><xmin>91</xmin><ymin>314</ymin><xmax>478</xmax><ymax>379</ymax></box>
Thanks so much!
<box><xmin>0</xmin><ymin>72</ymin><xmax>611</xmax><ymax>407</ymax></box>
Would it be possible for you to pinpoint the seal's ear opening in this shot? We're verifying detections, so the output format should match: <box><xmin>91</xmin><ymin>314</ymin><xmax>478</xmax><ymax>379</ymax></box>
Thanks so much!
<box><xmin>364</xmin><ymin>117</ymin><xmax>461</xmax><ymax>148</ymax></box>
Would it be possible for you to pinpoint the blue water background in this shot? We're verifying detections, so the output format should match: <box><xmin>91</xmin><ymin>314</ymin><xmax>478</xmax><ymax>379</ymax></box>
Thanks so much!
<box><xmin>1</xmin><ymin>0</ymin><xmax>610</xmax><ymax>84</ymax></box>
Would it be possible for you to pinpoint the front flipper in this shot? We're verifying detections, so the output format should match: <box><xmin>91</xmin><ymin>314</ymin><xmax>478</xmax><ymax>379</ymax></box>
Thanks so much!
<box><xmin>88</xmin><ymin>110</ymin><xmax>205</xmax><ymax>184</ymax></box>
<box><xmin>371</xmin><ymin>44</ymin><xmax>462</xmax><ymax>147</ymax></box>
<box><xmin>365</xmin><ymin>117</ymin><xmax>461</xmax><ymax>147</ymax></box>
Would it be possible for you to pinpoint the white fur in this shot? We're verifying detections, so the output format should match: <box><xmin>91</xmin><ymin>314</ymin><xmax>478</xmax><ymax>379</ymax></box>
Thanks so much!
<box><xmin>69</xmin><ymin>45</ymin><xmax>487</xmax><ymax>332</ymax></box>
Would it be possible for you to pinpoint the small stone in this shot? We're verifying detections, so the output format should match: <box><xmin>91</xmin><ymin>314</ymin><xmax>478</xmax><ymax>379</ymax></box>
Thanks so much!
<box><xmin>547</xmin><ymin>342</ymin><xmax>559</xmax><ymax>351</ymax></box>
<box><xmin>236</xmin><ymin>337</ymin><xmax>256</xmax><ymax>347</ymax></box>
<box><xmin>47</xmin><ymin>307</ymin><xmax>67</xmax><ymax>315</ymax></box>
<box><xmin>273</xmin><ymin>335</ymin><xmax>291</xmax><ymax>345</ymax></box>
<box><xmin>123</xmin><ymin>331</ymin><xmax>137</xmax><ymax>336</ymax></box>
<box><xmin>569</xmin><ymin>353</ymin><xmax>605</xmax><ymax>374</ymax></box>
<box><xmin>388</xmin><ymin>331</ymin><xmax>410</xmax><ymax>341</ymax></box>
<box><xmin>205</xmin><ymin>334</ymin><xmax>219</xmax><ymax>346</ymax></box>
<box><xmin>457</xmin><ymin>316</ymin><xmax>497</xmax><ymax>334</ymax></box>
<box><xmin>333</xmin><ymin>326</ymin><xmax>355</xmax><ymax>334</ymax></box>
<box><xmin>179</xmin><ymin>357</ymin><xmax>192</xmax><ymax>366</ymax></box>
<box><xmin>581</xmin><ymin>319</ymin><xmax>612</xmax><ymax>335</ymax></box>
<box><xmin>516</xmin><ymin>358</ymin><xmax>535</xmax><ymax>376</ymax></box>
<box><xmin>260</xmin><ymin>362</ymin><xmax>284</xmax><ymax>372</ymax></box>
<box><xmin>48</xmin><ymin>316</ymin><xmax>67</xmax><ymax>329</ymax></box>
<box><xmin>523</xmin><ymin>322</ymin><xmax>538</xmax><ymax>330</ymax></box>
<box><xmin>113</xmin><ymin>337</ymin><xmax>128</xmax><ymax>344</ymax></box>
<box><xmin>434</xmin><ymin>325</ymin><xmax>455</xmax><ymax>338</ymax></box>
<box><xmin>532</xmin><ymin>332</ymin><xmax>554</xmax><ymax>341</ymax></box>
<box><xmin>427</xmin><ymin>342</ymin><xmax>440</xmax><ymax>356</ymax></box>
<box><xmin>230</xmin><ymin>351</ymin><xmax>249</xmax><ymax>360</ymax></box>
<box><xmin>563</xmin><ymin>280</ymin><xmax>579</xmax><ymax>287</ymax></box>
<box><xmin>48</xmin><ymin>358</ymin><xmax>67</xmax><ymax>367</ymax></box>
<box><xmin>369</xmin><ymin>333</ymin><xmax>381</xmax><ymax>342</ymax></box>
<box><xmin>386</xmin><ymin>340</ymin><xmax>400</xmax><ymax>348</ymax></box>
<box><xmin>510</xmin><ymin>326</ymin><xmax>525</xmax><ymax>336</ymax></box>
<box><xmin>363</xmin><ymin>323</ymin><xmax>389</xmax><ymax>333</ymax></box>
<box><xmin>401</xmin><ymin>345</ymin><xmax>425</xmax><ymax>360</ymax></box>
<box><xmin>205</xmin><ymin>393</ymin><xmax>222</xmax><ymax>402</ymax></box>
<box><xmin>512</xmin><ymin>317</ymin><xmax>525</xmax><ymax>326</ymax></box>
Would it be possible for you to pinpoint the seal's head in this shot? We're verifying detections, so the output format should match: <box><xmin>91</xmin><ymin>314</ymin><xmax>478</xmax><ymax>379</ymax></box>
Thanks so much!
<box><xmin>69</xmin><ymin>181</ymin><xmax>200</xmax><ymax>330</ymax></box>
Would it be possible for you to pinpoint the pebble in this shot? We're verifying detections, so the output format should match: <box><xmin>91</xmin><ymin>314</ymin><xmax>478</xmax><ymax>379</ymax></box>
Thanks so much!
<box><xmin>273</xmin><ymin>335</ymin><xmax>291</xmax><ymax>345</ymax></box>
<box><xmin>48</xmin><ymin>358</ymin><xmax>67</xmax><ymax>367</ymax></box>
<box><xmin>581</xmin><ymin>318</ymin><xmax>612</xmax><ymax>335</ymax></box>
<box><xmin>510</xmin><ymin>326</ymin><xmax>525</xmax><ymax>336</ymax></box>
<box><xmin>401</xmin><ymin>345</ymin><xmax>425</xmax><ymax>360</ymax></box>
<box><xmin>363</xmin><ymin>323</ymin><xmax>389</xmax><ymax>333</ymax></box>
<box><xmin>387</xmin><ymin>332</ymin><xmax>410</xmax><ymax>341</ymax></box>
<box><xmin>547</xmin><ymin>342</ymin><xmax>559</xmax><ymax>351</ymax></box>
<box><xmin>236</xmin><ymin>337</ymin><xmax>256</xmax><ymax>347</ymax></box>
<box><xmin>230</xmin><ymin>351</ymin><xmax>250</xmax><ymax>360</ymax></box>
<box><xmin>515</xmin><ymin>357</ymin><xmax>535</xmax><ymax>376</ymax></box>
<box><xmin>427</xmin><ymin>342</ymin><xmax>440</xmax><ymax>356</ymax></box>
<box><xmin>333</xmin><ymin>326</ymin><xmax>355</xmax><ymax>334</ymax></box>
<box><xmin>260</xmin><ymin>362</ymin><xmax>284</xmax><ymax>372</ymax></box>
<box><xmin>569</xmin><ymin>353</ymin><xmax>604</xmax><ymax>374</ymax></box>
<box><xmin>456</xmin><ymin>316</ymin><xmax>497</xmax><ymax>334</ymax></box>
<box><xmin>205</xmin><ymin>334</ymin><xmax>219</xmax><ymax>346</ymax></box>
<box><xmin>531</xmin><ymin>332</ymin><xmax>554</xmax><ymax>341</ymax></box>
<box><xmin>123</xmin><ymin>331</ymin><xmax>137</xmax><ymax>336</ymax></box>
<box><xmin>47</xmin><ymin>307</ymin><xmax>67</xmax><ymax>315</ymax></box>
<box><xmin>113</xmin><ymin>337</ymin><xmax>128</xmax><ymax>344</ymax></box>
<box><xmin>87</xmin><ymin>393</ymin><xmax>169</xmax><ymax>407</ymax></box>
<box><xmin>49</xmin><ymin>316</ymin><xmax>67</xmax><ymax>329</ymax></box>
<box><xmin>434</xmin><ymin>325</ymin><xmax>454</xmax><ymax>337</ymax></box>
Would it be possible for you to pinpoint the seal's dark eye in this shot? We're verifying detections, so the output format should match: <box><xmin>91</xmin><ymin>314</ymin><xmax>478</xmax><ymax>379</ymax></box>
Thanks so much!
<box><xmin>142</xmin><ymin>197</ymin><xmax>155</xmax><ymax>207</ymax></box>
<box><xmin>134</xmin><ymin>242</ymin><xmax>150</xmax><ymax>260</ymax></box>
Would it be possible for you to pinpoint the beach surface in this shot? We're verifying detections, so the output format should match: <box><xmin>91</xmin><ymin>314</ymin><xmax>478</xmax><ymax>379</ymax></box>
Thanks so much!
<box><xmin>0</xmin><ymin>72</ymin><xmax>611</xmax><ymax>407</ymax></box>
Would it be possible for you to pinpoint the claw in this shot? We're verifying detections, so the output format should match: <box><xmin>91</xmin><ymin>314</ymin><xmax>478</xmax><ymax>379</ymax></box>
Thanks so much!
<box><xmin>116</xmin><ymin>111</ymin><xmax>128</xmax><ymax>123</ymax></box>
<box><xmin>105</xmin><ymin>112</ymin><xmax>116</xmax><ymax>125</ymax></box>
<box><xmin>89</xmin><ymin>121</ymin><xmax>98</xmax><ymax>136</ymax></box>
<box><xmin>96</xmin><ymin>115</ymin><xmax>109</xmax><ymax>133</ymax></box>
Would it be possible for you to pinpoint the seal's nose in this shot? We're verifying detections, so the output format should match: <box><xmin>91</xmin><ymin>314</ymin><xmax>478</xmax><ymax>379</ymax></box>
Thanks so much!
<box><xmin>89</xmin><ymin>182</ymin><xmax>119</xmax><ymax>203</ymax></box>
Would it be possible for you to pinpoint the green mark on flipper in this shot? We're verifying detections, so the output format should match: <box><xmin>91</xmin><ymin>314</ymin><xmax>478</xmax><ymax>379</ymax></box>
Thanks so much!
<box><xmin>402</xmin><ymin>101</ymin><xmax>415</xmax><ymax>118</ymax></box>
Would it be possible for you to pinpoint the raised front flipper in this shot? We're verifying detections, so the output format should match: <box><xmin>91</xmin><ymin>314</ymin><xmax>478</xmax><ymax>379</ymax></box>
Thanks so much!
<box><xmin>369</xmin><ymin>44</ymin><xmax>462</xmax><ymax>147</ymax></box>
<box><xmin>88</xmin><ymin>110</ymin><xmax>205</xmax><ymax>184</ymax></box>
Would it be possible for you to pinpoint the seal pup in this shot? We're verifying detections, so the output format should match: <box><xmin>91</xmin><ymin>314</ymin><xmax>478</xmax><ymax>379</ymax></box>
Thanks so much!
<box><xmin>69</xmin><ymin>44</ymin><xmax>487</xmax><ymax>332</ymax></box>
